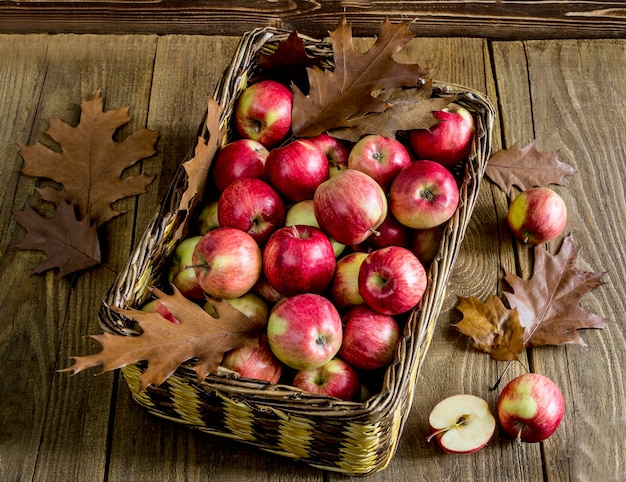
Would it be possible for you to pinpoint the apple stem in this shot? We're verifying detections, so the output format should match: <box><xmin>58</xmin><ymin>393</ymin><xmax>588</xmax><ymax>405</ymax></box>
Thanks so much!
<box><xmin>491</xmin><ymin>359</ymin><xmax>530</xmax><ymax>391</ymax></box>
<box><xmin>515</xmin><ymin>425</ymin><xmax>525</xmax><ymax>445</ymax></box>
<box><xmin>368</xmin><ymin>228</ymin><xmax>381</xmax><ymax>237</ymax></box>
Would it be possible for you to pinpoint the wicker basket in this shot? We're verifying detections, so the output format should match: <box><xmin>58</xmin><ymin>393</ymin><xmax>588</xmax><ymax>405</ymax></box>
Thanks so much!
<box><xmin>99</xmin><ymin>26</ymin><xmax>495</xmax><ymax>475</ymax></box>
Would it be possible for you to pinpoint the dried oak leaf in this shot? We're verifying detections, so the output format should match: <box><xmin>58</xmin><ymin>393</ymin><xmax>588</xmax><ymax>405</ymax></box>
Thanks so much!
<box><xmin>503</xmin><ymin>234</ymin><xmax>611</xmax><ymax>347</ymax></box>
<box><xmin>20</xmin><ymin>90</ymin><xmax>159</xmax><ymax>227</ymax></box>
<box><xmin>485</xmin><ymin>140</ymin><xmax>577</xmax><ymax>195</ymax></box>
<box><xmin>291</xmin><ymin>17</ymin><xmax>431</xmax><ymax>138</ymax></box>
<box><xmin>258</xmin><ymin>30</ymin><xmax>324</xmax><ymax>94</ymax></box>
<box><xmin>62</xmin><ymin>287</ymin><xmax>261</xmax><ymax>390</ymax></box>
<box><xmin>175</xmin><ymin>98</ymin><xmax>225</xmax><ymax>240</ymax></box>
<box><xmin>14</xmin><ymin>198</ymin><xmax>101</xmax><ymax>277</ymax></box>
<box><xmin>454</xmin><ymin>294</ymin><xmax>525</xmax><ymax>361</ymax></box>
<box><xmin>329</xmin><ymin>82</ymin><xmax>456</xmax><ymax>142</ymax></box>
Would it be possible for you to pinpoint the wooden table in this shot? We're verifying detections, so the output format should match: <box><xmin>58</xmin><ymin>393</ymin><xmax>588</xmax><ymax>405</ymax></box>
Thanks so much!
<box><xmin>1</xmin><ymin>7</ymin><xmax>625</xmax><ymax>482</ymax></box>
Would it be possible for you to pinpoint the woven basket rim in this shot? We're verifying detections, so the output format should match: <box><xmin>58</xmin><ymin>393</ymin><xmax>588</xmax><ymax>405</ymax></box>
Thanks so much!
<box><xmin>99</xmin><ymin>25</ymin><xmax>496</xmax><ymax>475</ymax></box>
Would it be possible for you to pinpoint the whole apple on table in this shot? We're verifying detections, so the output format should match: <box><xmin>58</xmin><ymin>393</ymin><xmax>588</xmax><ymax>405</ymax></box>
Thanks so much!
<box><xmin>152</xmin><ymin>79</ymin><xmax>477</xmax><ymax>400</ymax></box>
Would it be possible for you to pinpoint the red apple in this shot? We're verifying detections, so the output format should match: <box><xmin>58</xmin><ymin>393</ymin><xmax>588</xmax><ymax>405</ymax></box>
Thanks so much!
<box><xmin>366</xmin><ymin>211</ymin><xmax>411</xmax><ymax>250</ymax></box>
<box><xmin>167</xmin><ymin>235</ymin><xmax>205</xmax><ymax>300</ymax></box>
<box><xmin>339</xmin><ymin>305</ymin><xmax>401</xmax><ymax>370</ymax></box>
<box><xmin>217</xmin><ymin>177</ymin><xmax>285</xmax><ymax>245</ymax></box>
<box><xmin>284</xmin><ymin>199</ymin><xmax>345</xmax><ymax>257</ymax></box>
<box><xmin>411</xmin><ymin>225</ymin><xmax>445</xmax><ymax>266</ymax></box>
<box><xmin>292</xmin><ymin>358</ymin><xmax>361</xmax><ymax>401</ymax></box>
<box><xmin>265</xmin><ymin>139</ymin><xmax>329</xmax><ymax>202</ymax></box>
<box><xmin>330</xmin><ymin>251</ymin><xmax>368</xmax><ymax>309</ymax></box>
<box><xmin>390</xmin><ymin>160</ymin><xmax>460</xmax><ymax>229</ymax></box>
<box><xmin>427</xmin><ymin>394</ymin><xmax>496</xmax><ymax>454</ymax></box>
<box><xmin>252</xmin><ymin>275</ymin><xmax>284</xmax><ymax>304</ymax></box>
<box><xmin>212</xmin><ymin>139</ymin><xmax>269</xmax><ymax>192</ymax></box>
<box><xmin>191</xmin><ymin>227</ymin><xmax>262</xmax><ymax>299</ymax></box>
<box><xmin>142</xmin><ymin>299</ymin><xmax>179</xmax><ymax>324</ymax></box>
<box><xmin>358</xmin><ymin>246</ymin><xmax>427</xmax><ymax>315</ymax></box>
<box><xmin>266</xmin><ymin>293</ymin><xmax>343</xmax><ymax>370</ymax></box>
<box><xmin>507</xmin><ymin>187</ymin><xmax>567</xmax><ymax>244</ymax></box>
<box><xmin>497</xmin><ymin>373</ymin><xmax>565</xmax><ymax>443</ymax></box>
<box><xmin>410</xmin><ymin>103</ymin><xmax>476</xmax><ymax>167</ymax></box>
<box><xmin>307</xmin><ymin>133</ymin><xmax>351</xmax><ymax>177</ymax></box>
<box><xmin>348</xmin><ymin>134</ymin><xmax>411</xmax><ymax>191</ymax></box>
<box><xmin>221</xmin><ymin>334</ymin><xmax>282</xmax><ymax>384</ymax></box>
<box><xmin>234</xmin><ymin>79</ymin><xmax>292</xmax><ymax>148</ymax></box>
<box><xmin>262</xmin><ymin>225</ymin><xmax>336</xmax><ymax>297</ymax></box>
<box><xmin>313</xmin><ymin>169</ymin><xmax>388</xmax><ymax>246</ymax></box>
<box><xmin>196</xmin><ymin>201</ymin><xmax>219</xmax><ymax>235</ymax></box>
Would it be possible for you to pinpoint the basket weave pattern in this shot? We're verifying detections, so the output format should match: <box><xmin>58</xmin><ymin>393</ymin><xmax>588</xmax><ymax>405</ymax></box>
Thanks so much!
<box><xmin>100</xmin><ymin>27</ymin><xmax>495</xmax><ymax>475</ymax></box>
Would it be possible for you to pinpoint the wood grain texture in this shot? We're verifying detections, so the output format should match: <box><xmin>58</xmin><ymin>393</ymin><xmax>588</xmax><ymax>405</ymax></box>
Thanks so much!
<box><xmin>0</xmin><ymin>29</ymin><xmax>625</xmax><ymax>482</ymax></box>
<box><xmin>2</xmin><ymin>1</ymin><xmax>626</xmax><ymax>39</ymax></box>
<box><xmin>497</xmin><ymin>39</ymin><xmax>626</xmax><ymax>482</ymax></box>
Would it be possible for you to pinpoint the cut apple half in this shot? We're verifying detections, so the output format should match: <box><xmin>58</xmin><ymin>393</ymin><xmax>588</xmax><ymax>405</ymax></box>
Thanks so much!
<box><xmin>427</xmin><ymin>394</ymin><xmax>496</xmax><ymax>454</ymax></box>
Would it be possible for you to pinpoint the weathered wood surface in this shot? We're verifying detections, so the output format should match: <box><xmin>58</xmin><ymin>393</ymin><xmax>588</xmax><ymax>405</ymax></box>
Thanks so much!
<box><xmin>1</xmin><ymin>31</ymin><xmax>625</xmax><ymax>482</ymax></box>
<box><xmin>3</xmin><ymin>1</ymin><xmax>626</xmax><ymax>39</ymax></box>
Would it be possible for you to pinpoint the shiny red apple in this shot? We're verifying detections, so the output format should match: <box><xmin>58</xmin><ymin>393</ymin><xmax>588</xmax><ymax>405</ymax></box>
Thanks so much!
<box><xmin>507</xmin><ymin>187</ymin><xmax>567</xmax><ymax>244</ymax></box>
<box><xmin>212</xmin><ymin>139</ymin><xmax>268</xmax><ymax>192</ymax></box>
<box><xmin>390</xmin><ymin>160</ymin><xmax>460</xmax><ymax>229</ymax></box>
<box><xmin>410</xmin><ymin>103</ymin><xmax>475</xmax><ymax>167</ymax></box>
<box><xmin>265</xmin><ymin>139</ymin><xmax>329</xmax><ymax>202</ymax></box>
<box><xmin>348</xmin><ymin>134</ymin><xmax>411</xmax><ymax>191</ymax></box>
<box><xmin>313</xmin><ymin>169</ymin><xmax>387</xmax><ymax>246</ymax></box>
<box><xmin>217</xmin><ymin>177</ymin><xmax>285</xmax><ymax>245</ymax></box>
<box><xmin>234</xmin><ymin>79</ymin><xmax>292</xmax><ymax>148</ymax></box>
<box><xmin>292</xmin><ymin>358</ymin><xmax>361</xmax><ymax>401</ymax></box>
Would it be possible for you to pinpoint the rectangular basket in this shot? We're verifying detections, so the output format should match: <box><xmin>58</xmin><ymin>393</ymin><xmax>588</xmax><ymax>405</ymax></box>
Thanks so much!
<box><xmin>99</xmin><ymin>26</ymin><xmax>495</xmax><ymax>475</ymax></box>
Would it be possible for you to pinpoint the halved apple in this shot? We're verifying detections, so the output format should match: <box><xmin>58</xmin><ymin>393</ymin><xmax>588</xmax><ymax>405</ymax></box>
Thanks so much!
<box><xmin>427</xmin><ymin>394</ymin><xmax>496</xmax><ymax>454</ymax></box>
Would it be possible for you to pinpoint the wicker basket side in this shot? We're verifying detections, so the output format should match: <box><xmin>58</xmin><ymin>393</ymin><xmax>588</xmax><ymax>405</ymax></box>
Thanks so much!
<box><xmin>100</xmin><ymin>26</ymin><xmax>496</xmax><ymax>476</ymax></box>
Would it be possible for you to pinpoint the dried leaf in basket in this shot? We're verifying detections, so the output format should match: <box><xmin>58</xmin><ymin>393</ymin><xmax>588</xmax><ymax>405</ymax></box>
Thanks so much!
<box><xmin>259</xmin><ymin>30</ymin><xmax>324</xmax><ymax>94</ymax></box>
<box><xmin>503</xmin><ymin>234</ymin><xmax>611</xmax><ymax>347</ymax></box>
<box><xmin>175</xmin><ymin>98</ymin><xmax>225</xmax><ymax>240</ymax></box>
<box><xmin>14</xmin><ymin>197</ymin><xmax>101</xmax><ymax>277</ymax></box>
<box><xmin>485</xmin><ymin>140</ymin><xmax>577</xmax><ymax>195</ymax></box>
<box><xmin>291</xmin><ymin>17</ymin><xmax>431</xmax><ymax>138</ymax></box>
<box><xmin>19</xmin><ymin>90</ymin><xmax>159</xmax><ymax>227</ymax></box>
<box><xmin>63</xmin><ymin>287</ymin><xmax>261</xmax><ymax>390</ymax></box>
<box><xmin>328</xmin><ymin>82</ymin><xmax>456</xmax><ymax>142</ymax></box>
<box><xmin>455</xmin><ymin>236</ymin><xmax>611</xmax><ymax>360</ymax></box>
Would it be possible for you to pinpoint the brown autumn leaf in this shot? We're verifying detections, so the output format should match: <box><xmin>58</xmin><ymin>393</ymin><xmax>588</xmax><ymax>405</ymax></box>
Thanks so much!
<box><xmin>485</xmin><ymin>140</ymin><xmax>577</xmax><ymax>195</ymax></box>
<box><xmin>20</xmin><ymin>90</ymin><xmax>159</xmax><ymax>227</ymax></box>
<box><xmin>175</xmin><ymin>97</ymin><xmax>225</xmax><ymax>240</ymax></box>
<box><xmin>454</xmin><ymin>294</ymin><xmax>525</xmax><ymax>361</ymax></box>
<box><xmin>14</xmin><ymin>198</ymin><xmax>101</xmax><ymax>277</ymax></box>
<box><xmin>258</xmin><ymin>30</ymin><xmax>325</xmax><ymax>94</ymax></box>
<box><xmin>62</xmin><ymin>287</ymin><xmax>261</xmax><ymax>390</ymax></box>
<box><xmin>291</xmin><ymin>17</ymin><xmax>432</xmax><ymax>138</ymax></box>
<box><xmin>503</xmin><ymin>234</ymin><xmax>611</xmax><ymax>347</ymax></box>
<box><xmin>454</xmin><ymin>236</ymin><xmax>611</xmax><ymax>360</ymax></box>
<box><xmin>329</xmin><ymin>82</ymin><xmax>456</xmax><ymax>142</ymax></box>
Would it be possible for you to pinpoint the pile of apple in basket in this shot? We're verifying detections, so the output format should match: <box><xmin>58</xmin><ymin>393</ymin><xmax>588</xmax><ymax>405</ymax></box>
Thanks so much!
<box><xmin>160</xmin><ymin>77</ymin><xmax>474</xmax><ymax>402</ymax></box>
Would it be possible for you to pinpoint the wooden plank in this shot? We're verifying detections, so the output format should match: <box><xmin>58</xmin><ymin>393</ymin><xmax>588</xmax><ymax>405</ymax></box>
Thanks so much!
<box><xmin>103</xmin><ymin>34</ymin><xmax>324</xmax><ymax>481</ymax></box>
<box><xmin>2</xmin><ymin>1</ymin><xmax>626</xmax><ymax>39</ymax></box>
<box><xmin>0</xmin><ymin>33</ymin><xmax>159</xmax><ymax>482</ymax></box>
<box><xmin>0</xmin><ymin>34</ymin><xmax>54</xmax><ymax>482</ymax></box>
<box><xmin>493</xmin><ymin>38</ymin><xmax>626</xmax><ymax>482</ymax></box>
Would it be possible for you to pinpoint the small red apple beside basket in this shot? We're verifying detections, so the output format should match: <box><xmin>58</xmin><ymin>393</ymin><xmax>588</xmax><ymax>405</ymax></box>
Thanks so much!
<box><xmin>98</xmin><ymin>26</ymin><xmax>495</xmax><ymax>476</ymax></box>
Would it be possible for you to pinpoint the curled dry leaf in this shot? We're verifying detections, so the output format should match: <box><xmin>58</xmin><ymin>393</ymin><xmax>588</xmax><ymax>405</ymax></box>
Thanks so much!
<box><xmin>62</xmin><ymin>287</ymin><xmax>261</xmax><ymax>390</ymax></box>
<box><xmin>175</xmin><ymin>97</ymin><xmax>226</xmax><ymax>240</ymax></box>
<box><xmin>454</xmin><ymin>294</ymin><xmax>525</xmax><ymax>361</ymax></box>
<box><xmin>291</xmin><ymin>16</ymin><xmax>431</xmax><ymax>138</ymax></box>
<box><xmin>485</xmin><ymin>140</ymin><xmax>577</xmax><ymax>195</ymax></box>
